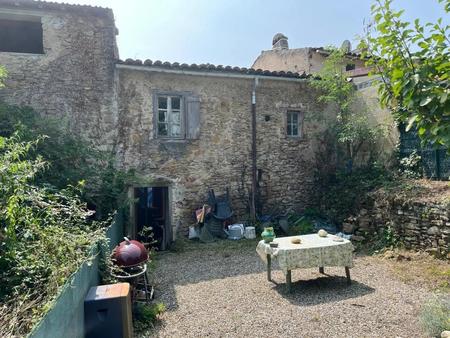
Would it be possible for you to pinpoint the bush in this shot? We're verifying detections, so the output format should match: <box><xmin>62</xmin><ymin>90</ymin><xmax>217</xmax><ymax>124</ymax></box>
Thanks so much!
<box><xmin>287</xmin><ymin>214</ymin><xmax>315</xmax><ymax>235</ymax></box>
<box><xmin>317</xmin><ymin>165</ymin><xmax>393</xmax><ymax>224</ymax></box>
<box><xmin>133</xmin><ymin>302</ymin><xmax>166</xmax><ymax>333</ymax></box>
<box><xmin>398</xmin><ymin>150</ymin><xmax>423</xmax><ymax>179</ymax></box>
<box><xmin>0</xmin><ymin>134</ymin><xmax>109</xmax><ymax>336</ymax></box>
<box><xmin>420</xmin><ymin>294</ymin><xmax>450</xmax><ymax>337</ymax></box>
<box><xmin>0</xmin><ymin>101</ymin><xmax>132</xmax><ymax>219</ymax></box>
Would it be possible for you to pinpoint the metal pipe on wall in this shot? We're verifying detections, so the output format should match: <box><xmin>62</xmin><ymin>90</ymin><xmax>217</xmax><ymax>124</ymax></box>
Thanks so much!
<box><xmin>250</xmin><ymin>77</ymin><xmax>259</xmax><ymax>221</ymax></box>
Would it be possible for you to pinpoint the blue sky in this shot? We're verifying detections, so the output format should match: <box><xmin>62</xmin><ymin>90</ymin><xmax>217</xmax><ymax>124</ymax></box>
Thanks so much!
<box><xmin>59</xmin><ymin>0</ymin><xmax>448</xmax><ymax>67</ymax></box>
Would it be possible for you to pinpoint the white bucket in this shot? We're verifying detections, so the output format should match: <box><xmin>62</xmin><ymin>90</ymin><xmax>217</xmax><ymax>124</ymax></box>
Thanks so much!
<box><xmin>244</xmin><ymin>226</ymin><xmax>256</xmax><ymax>239</ymax></box>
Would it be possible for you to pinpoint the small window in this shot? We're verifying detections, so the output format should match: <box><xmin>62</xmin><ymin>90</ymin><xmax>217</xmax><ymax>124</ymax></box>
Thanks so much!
<box><xmin>0</xmin><ymin>17</ymin><xmax>44</xmax><ymax>54</ymax></box>
<box><xmin>286</xmin><ymin>111</ymin><xmax>303</xmax><ymax>138</ymax></box>
<box><xmin>345</xmin><ymin>63</ymin><xmax>356</xmax><ymax>71</ymax></box>
<box><xmin>156</xmin><ymin>95</ymin><xmax>184</xmax><ymax>138</ymax></box>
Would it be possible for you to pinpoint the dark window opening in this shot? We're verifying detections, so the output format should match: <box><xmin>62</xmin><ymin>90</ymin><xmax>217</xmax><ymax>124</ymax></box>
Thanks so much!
<box><xmin>345</xmin><ymin>63</ymin><xmax>356</xmax><ymax>71</ymax></box>
<box><xmin>0</xmin><ymin>18</ymin><xmax>44</xmax><ymax>54</ymax></box>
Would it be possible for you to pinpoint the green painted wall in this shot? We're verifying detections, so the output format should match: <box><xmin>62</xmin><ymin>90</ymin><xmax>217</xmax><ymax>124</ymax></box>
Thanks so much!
<box><xmin>29</xmin><ymin>214</ymin><xmax>124</xmax><ymax>338</ymax></box>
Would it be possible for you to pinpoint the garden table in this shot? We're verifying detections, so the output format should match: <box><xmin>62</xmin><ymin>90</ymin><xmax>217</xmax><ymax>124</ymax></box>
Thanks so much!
<box><xmin>256</xmin><ymin>234</ymin><xmax>354</xmax><ymax>292</ymax></box>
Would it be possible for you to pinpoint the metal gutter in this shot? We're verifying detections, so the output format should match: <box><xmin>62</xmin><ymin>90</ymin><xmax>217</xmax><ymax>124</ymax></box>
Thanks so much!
<box><xmin>116</xmin><ymin>64</ymin><xmax>308</xmax><ymax>83</ymax></box>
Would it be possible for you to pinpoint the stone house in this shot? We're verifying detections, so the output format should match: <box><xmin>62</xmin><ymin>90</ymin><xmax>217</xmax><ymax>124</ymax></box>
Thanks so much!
<box><xmin>0</xmin><ymin>1</ymin><xmax>340</xmax><ymax>244</ymax></box>
<box><xmin>253</xmin><ymin>33</ymin><xmax>367</xmax><ymax>75</ymax></box>
<box><xmin>253</xmin><ymin>33</ymin><xmax>399</xmax><ymax>163</ymax></box>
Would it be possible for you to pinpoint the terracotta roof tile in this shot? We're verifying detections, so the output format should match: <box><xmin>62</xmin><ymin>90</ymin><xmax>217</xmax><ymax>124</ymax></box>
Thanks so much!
<box><xmin>116</xmin><ymin>58</ymin><xmax>312</xmax><ymax>79</ymax></box>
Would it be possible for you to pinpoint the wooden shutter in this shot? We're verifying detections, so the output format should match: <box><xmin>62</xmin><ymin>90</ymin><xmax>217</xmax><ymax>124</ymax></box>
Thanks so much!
<box><xmin>186</xmin><ymin>95</ymin><xmax>200</xmax><ymax>139</ymax></box>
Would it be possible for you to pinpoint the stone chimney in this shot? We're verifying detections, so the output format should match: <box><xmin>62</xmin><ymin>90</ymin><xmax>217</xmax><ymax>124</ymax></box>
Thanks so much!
<box><xmin>341</xmin><ymin>40</ymin><xmax>352</xmax><ymax>53</ymax></box>
<box><xmin>272</xmin><ymin>33</ymin><xmax>288</xmax><ymax>50</ymax></box>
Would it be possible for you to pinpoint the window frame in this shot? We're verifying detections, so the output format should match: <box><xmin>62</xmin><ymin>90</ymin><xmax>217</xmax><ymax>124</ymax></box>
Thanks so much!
<box><xmin>153</xmin><ymin>91</ymin><xmax>188</xmax><ymax>140</ymax></box>
<box><xmin>286</xmin><ymin>110</ymin><xmax>304</xmax><ymax>138</ymax></box>
<box><xmin>0</xmin><ymin>14</ymin><xmax>44</xmax><ymax>55</ymax></box>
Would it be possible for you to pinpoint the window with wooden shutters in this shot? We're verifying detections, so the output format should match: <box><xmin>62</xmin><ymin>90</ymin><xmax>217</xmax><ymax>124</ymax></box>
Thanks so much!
<box><xmin>286</xmin><ymin>111</ymin><xmax>303</xmax><ymax>138</ymax></box>
<box><xmin>154</xmin><ymin>92</ymin><xmax>200</xmax><ymax>140</ymax></box>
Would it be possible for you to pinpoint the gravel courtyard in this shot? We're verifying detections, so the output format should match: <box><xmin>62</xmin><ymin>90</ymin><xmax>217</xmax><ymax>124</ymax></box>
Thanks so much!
<box><xmin>145</xmin><ymin>240</ymin><xmax>435</xmax><ymax>338</ymax></box>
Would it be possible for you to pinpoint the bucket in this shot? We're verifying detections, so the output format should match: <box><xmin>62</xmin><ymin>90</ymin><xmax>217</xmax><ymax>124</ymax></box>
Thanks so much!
<box><xmin>244</xmin><ymin>226</ymin><xmax>256</xmax><ymax>239</ymax></box>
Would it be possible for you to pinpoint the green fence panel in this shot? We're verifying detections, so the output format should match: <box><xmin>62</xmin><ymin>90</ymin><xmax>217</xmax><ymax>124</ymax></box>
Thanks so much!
<box><xmin>29</xmin><ymin>213</ymin><xmax>124</xmax><ymax>338</ymax></box>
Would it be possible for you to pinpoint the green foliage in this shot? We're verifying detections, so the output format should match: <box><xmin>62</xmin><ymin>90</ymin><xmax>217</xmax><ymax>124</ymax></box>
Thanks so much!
<box><xmin>0</xmin><ymin>134</ymin><xmax>108</xmax><ymax>336</ymax></box>
<box><xmin>287</xmin><ymin>214</ymin><xmax>314</xmax><ymax>235</ymax></box>
<box><xmin>420</xmin><ymin>294</ymin><xmax>450</xmax><ymax>337</ymax></box>
<box><xmin>133</xmin><ymin>302</ymin><xmax>166</xmax><ymax>333</ymax></box>
<box><xmin>398</xmin><ymin>150</ymin><xmax>423</xmax><ymax>178</ymax></box>
<box><xmin>0</xmin><ymin>101</ymin><xmax>133</xmax><ymax>219</ymax></box>
<box><xmin>310</xmin><ymin>48</ymin><xmax>388</xmax><ymax>163</ymax></box>
<box><xmin>360</xmin><ymin>0</ymin><xmax>450</xmax><ymax>150</ymax></box>
<box><xmin>318</xmin><ymin>165</ymin><xmax>393</xmax><ymax>223</ymax></box>
<box><xmin>0</xmin><ymin>65</ymin><xmax>6</xmax><ymax>88</ymax></box>
<box><xmin>367</xmin><ymin>223</ymin><xmax>401</xmax><ymax>252</ymax></box>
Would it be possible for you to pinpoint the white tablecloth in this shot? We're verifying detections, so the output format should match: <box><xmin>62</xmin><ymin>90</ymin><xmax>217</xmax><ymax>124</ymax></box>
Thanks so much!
<box><xmin>256</xmin><ymin>234</ymin><xmax>354</xmax><ymax>274</ymax></box>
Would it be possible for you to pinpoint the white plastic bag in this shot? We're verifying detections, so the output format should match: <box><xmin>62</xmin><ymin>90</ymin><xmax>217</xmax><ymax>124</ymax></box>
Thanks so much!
<box><xmin>188</xmin><ymin>225</ymin><xmax>200</xmax><ymax>239</ymax></box>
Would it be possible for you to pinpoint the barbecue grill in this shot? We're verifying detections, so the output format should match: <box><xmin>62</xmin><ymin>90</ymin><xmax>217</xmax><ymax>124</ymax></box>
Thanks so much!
<box><xmin>112</xmin><ymin>237</ymin><xmax>153</xmax><ymax>303</ymax></box>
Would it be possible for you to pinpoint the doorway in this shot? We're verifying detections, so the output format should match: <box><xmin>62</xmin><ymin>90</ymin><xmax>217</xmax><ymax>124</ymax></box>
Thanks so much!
<box><xmin>134</xmin><ymin>186</ymin><xmax>171</xmax><ymax>251</ymax></box>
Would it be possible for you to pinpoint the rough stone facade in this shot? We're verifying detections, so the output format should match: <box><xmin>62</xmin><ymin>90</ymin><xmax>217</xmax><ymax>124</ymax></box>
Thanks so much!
<box><xmin>344</xmin><ymin>187</ymin><xmax>450</xmax><ymax>255</ymax></box>
<box><xmin>252</xmin><ymin>47</ymin><xmax>366</xmax><ymax>75</ymax></box>
<box><xmin>0</xmin><ymin>2</ymin><xmax>118</xmax><ymax>147</ymax></box>
<box><xmin>116</xmin><ymin>66</ymin><xmax>328</xmax><ymax>228</ymax></box>
<box><xmin>0</xmin><ymin>2</ymin><xmax>333</xmax><ymax>233</ymax></box>
<box><xmin>252</xmin><ymin>34</ymin><xmax>398</xmax><ymax>165</ymax></box>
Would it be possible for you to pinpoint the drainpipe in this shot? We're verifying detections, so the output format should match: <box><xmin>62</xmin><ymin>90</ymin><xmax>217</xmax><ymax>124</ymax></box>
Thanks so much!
<box><xmin>250</xmin><ymin>77</ymin><xmax>259</xmax><ymax>222</ymax></box>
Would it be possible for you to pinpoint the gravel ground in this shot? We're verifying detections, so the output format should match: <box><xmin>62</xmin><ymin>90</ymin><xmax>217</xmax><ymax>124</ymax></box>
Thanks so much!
<box><xmin>143</xmin><ymin>240</ymin><xmax>433</xmax><ymax>338</ymax></box>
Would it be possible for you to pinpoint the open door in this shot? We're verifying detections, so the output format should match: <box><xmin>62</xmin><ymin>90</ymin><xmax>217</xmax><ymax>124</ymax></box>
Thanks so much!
<box><xmin>134</xmin><ymin>187</ymin><xmax>171</xmax><ymax>251</ymax></box>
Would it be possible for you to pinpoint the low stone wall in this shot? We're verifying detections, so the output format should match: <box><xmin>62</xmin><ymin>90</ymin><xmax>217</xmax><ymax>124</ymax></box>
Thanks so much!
<box><xmin>344</xmin><ymin>184</ymin><xmax>450</xmax><ymax>255</ymax></box>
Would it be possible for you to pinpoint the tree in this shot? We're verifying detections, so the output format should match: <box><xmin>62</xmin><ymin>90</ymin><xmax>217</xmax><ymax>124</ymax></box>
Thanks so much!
<box><xmin>310</xmin><ymin>47</ymin><xmax>386</xmax><ymax>167</ymax></box>
<box><xmin>360</xmin><ymin>0</ymin><xmax>450</xmax><ymax>150</ymax></box>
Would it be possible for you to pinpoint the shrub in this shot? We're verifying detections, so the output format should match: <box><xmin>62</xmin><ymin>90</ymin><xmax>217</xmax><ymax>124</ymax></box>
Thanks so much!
<box><xmin>317</xmin><ymin>165</ymin><xmax>393</xmax><ymax>223</ymax></box>
<box><xmin>0</xmin><ymin>101</ymin><xmax>133</xmax><ymax>219</ymax></box>
<box><xmin>398</xmin><ymin>150</ymin><xmax>423</xmax><ymax>179</ymax></box>
<box><xmin>287</xmin><ymin>214</ymin><xmax>315</xmax><ymax>235</ymax></box>
<box><xmin>133</xmin><ymin>302</ymin><xmax>166</xmax><ymax>333</ymax></box>
<box><xmin>0</xmin><ymin>134</ymin><xmax>109</xmax><ymax>336</ymax></box>
<box><xmin>420</xmin><ymin>294</ymin><xmax>450</xmax><ymax>337</ymax></box>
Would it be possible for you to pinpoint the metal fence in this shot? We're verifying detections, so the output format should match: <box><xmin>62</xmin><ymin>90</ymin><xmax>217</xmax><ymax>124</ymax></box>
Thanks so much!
<box><xmin>399</xmin><ymin>125</ymin><xmax>450</xmax><ymax>180</ymax></box>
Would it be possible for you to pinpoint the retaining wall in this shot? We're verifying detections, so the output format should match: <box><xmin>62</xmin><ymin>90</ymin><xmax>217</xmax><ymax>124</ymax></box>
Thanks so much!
<box><xmin>345</xmin><ymin>188</ymin><xmax>450</xmax><ymax>255</ymax></box>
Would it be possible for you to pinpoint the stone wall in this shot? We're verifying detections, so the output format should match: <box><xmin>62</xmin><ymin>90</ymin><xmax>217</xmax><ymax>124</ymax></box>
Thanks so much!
<box><xmin>0</xmin><ymin>2</ymin><xmax>338</xmax><ymax>235</ymax></box>
<box><xmin>344</xmin><ymin>185</ymin><xmax>450</xmax><ymax>254</ymax></box>
<box><xmin>0</xmin><ymin>3</ymin><xmax>118</xmax><ymax>148</ymax></box>
<box><xmin>251</xmin><ymin>47</ymin><xmax>366</xmax><ymax>74</ymax></box>
<box><xmin>117</xmin><ymin>67</ymin><xmax>331</xmax><ymax>229</ymax></box>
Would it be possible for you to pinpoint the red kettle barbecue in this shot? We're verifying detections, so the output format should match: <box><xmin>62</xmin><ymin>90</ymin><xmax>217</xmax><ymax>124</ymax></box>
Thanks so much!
<box><xmin>113</xmin><ymin>237</ymin><xmax>148</xmax><ymax>267</ymax></box>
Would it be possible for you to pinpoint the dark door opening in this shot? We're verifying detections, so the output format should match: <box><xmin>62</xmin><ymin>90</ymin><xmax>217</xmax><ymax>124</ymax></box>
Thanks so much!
<box><xmin>134</xmin><ymin>187</ymin><xmax>170</xmax><ymax>251</ymax></box>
